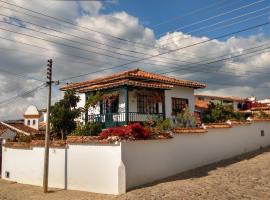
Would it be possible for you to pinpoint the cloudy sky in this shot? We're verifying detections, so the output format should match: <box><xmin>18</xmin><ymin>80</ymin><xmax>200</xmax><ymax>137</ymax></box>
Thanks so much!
<box><xmin>0</xmin><ymin>0</ymin><xmax>270</xmax><ymax>120</ymax></box>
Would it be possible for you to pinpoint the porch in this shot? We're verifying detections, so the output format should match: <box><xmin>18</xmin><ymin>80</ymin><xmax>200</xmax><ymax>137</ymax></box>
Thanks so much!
<box><xmin>85</xmin><ymin>87</ymin><xmax>166</xmax><ymax>128</ymax></box>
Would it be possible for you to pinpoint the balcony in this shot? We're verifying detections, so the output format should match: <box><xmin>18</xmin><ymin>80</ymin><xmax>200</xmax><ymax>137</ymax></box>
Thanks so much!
<box><xmin>88</xmin><ymin>112</ymin><xmax>164</xmax><ymax>128</ymax></box>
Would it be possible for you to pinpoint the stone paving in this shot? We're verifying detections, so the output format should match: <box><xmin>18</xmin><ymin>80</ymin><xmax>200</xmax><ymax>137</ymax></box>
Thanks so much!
<box><xmin>1</xmin><ymin>147</ymin><xmax>270</xmax><ymax>200</ymax></box>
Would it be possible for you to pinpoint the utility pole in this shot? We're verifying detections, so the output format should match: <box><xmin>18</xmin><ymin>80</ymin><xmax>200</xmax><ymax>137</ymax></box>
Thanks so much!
<box><xmin>43</xmin><ymin>59</ymin><xmax>52</xmax><ymax>193</ymax></box>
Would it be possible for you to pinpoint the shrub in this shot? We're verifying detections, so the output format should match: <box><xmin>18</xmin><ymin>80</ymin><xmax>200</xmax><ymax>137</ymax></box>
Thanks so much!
<box><xmin>172</xmin><ymin>107</ymin><xmax>196</xmax><ymax>128</ymax></box>
<box><xmin>18</xmin><ymin>135</ymin><xmax>31</xmax><ymax>143</ymax></box>
<box><xmin>73</xmin><ymin>122</ymin><xmax>102</xmax><ymax>136</ymax></box>
<box><xmin>256</xmin><ymin>111</ymin><xmax>270</xmax><ymax>119</ymax></box>
<box><xmin>202</xmin><ymin>103</ymin><xmax>246</xmax><ymax>123</ymax></box>
<box><xmin>99</xmin><ymin>123</ymin><xmax>150</xmax><ymax>140</ymax></box>
<box><xmin>156</xmin><ymin>118</ymin><xmax>172</xmax><ymax>131</ymax></box>
<box><xmin>130</xmin><ymin>123</ymin><xmax>150</xmax><ymax>139</ymax></box>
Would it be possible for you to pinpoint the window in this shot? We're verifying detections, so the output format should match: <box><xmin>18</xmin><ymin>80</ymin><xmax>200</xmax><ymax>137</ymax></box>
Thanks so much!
<box><xmin>33</xmin><ymin>120</ymin><xmax>36</xmax><ymax>125</ymax></box>
<box><xmin>100</xmin><ymin>96</ymin><xmax>119</xmax><ymax>114</ymax></box>
<box><xmin>198</xmin><ymin>97</ymin><xmax>204</xmax><ymax>101</ymax></box>
<box><xmin>172</xmin><ymin>98</ymin><xmax>189</xmax><ymax>115</ymax></box>
<box><xmin>27</xmin><ymin>120</ymin><xmax>30</xmax><ymax>126</ymax></box>
<box><xmin>137</xmin><ymin>95</ymin><xmax>159</xmax><ymax>114</ymax></box>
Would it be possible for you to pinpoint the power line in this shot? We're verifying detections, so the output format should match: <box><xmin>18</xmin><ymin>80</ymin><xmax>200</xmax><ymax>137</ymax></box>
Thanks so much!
<box><xmin>2</xmin><ymin>5</ymin><xmax>269</xmax><ymax>65</ymax></box>
<box><xmin>0</xmin><ymin>83</ymin><xmax>46</xmax><ymax>106</ymax></box>
<box><xmin>3</xmin><ymin>17</ymin><xmax>270</xmax><ymax>74</ymax></box>
<box><xmin>152</xmin><ymin>0</ymin><xmax>229</xmax><ymax>28</ymax></box>
<box><xmin>158</xmin><ymin>0</ymin><xmax>266</xmax><ymax>43</ymax></box>
<box><xmin>155</xmin><ymin>40</ymin><xmax>270</xmax><ymax>75</ymax></box>
<box><xmin>160</xmin><ymin>6</ymin><xmax>270</xmax><ymax>47</ymax></box>
<box><xmin>159</xmin><ymin>44</ymin><xmax>270</xmax><ymax>76</ymax></box>
<box><xmin>0</xmin><ymin>67</ymin><xmax>45</xmax><ymax>82</ymax></box>
<box><xmin>0</xmin><ymin>0</ymin><xmax>266</xmax><ymax>65</ymax></box>
<box><xmin>0</xmin><ymin>22</ymin><xmax>270</xmax><ymax>83</ymax></box>
<box><xmin>0</xmin><ymin>20</ymin><xmax>206</xmax><ymax>68</ymax></box>
<box><xmin>0</xmin><ymin>0</ymin><xmax>148</xmax><ymax>46</ymax></box>
<box><xmin>59</xmin><ymin>20</ymin><xmax>270</xmax><ymax>81</ymax></box>
<box><xmin>160</xmin><ymin>48</ymin><xmax>270</xmax><ymax>78</ymax></box>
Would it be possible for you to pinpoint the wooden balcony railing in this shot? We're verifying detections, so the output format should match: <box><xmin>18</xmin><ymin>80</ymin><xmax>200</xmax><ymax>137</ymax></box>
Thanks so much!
<box><xmin>88</xmin><ymin>112</ymin><xmax>164</xmax><ymax>128</ymax></box>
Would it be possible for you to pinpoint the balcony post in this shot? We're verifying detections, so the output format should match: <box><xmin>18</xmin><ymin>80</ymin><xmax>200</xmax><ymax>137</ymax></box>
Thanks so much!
<box><xmin>125</xmin><ymin>86</ymin><xmax>129</xmax><ymax>125</ymax></box>
<box><xmin>162</xmin><ymin>91</ymin><xmax>166</xmax><ymax>120</ymax></box>
<box><xmin>85</xmin><ymin>92</ymin><xmax>89</xmax><ymax>124</ymax></box>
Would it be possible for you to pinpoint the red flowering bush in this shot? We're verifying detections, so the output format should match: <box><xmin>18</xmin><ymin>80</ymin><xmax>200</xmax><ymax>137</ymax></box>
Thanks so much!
<box><xmin>99</xmin><ymin>123</ymin><xmax>150</xmax><ymax>140</ymax></box>
<box><xmin>129</xmin><ymin>123</ymin><xmax>150</xmax><ymax>139</ymax></box>
<box><xmin>99</xmin><ymin>126</ymin><xmax>130</xmax><ymax>139</ymax></box>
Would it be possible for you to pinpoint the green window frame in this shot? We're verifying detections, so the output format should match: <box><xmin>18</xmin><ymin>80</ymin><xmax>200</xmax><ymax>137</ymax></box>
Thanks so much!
<box><xmin>172</xmin><ymin>97</ymin><xmax>189</xmax><ymax>115</ymax></box>
<box><xmin>137</xmin><ymin>95</ymin><xmax>159</xmax><ymax>114</ymax></box>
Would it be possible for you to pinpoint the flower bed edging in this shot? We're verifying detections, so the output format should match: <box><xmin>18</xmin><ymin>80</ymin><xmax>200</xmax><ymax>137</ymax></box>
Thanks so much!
<box><xmin>173</xmin><ymin>127</ymin><xmax>207</xmax><ymax>134</ymax></box>
<box><xmin>204</xmin><ymin>123</ymin><xmax>232</xmax><ymax>129</ymax></box>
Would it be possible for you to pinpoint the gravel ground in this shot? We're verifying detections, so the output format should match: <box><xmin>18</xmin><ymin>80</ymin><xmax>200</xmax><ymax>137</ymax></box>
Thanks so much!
<box><xmin>1</xmin><ymin>147</ymin><xmax>270</xmax><ymax>200</ymax></box>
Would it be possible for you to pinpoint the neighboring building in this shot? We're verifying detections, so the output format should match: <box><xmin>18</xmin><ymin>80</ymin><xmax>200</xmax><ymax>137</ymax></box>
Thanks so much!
<box><xmin>24</xmin><ymin>105</ymin><xmax>41</xmax><ymax>130</ymax></box>
<box><xmin>23</xmin><ymin>105</ymin><xmax>47</xmax><ymax>131</ymax></box>
<box><xmin>0</xmin><ymin>120</ymin><xmax>45</xmax><ymax>141</ymax></box>
<box><xmin>195</xmin><ymin>94</ymin><xmax>245</xmax><ymax>112</ymax></box>
<box><xmin>61</xmin><ymin>69</ymin><xmax>206</xmax><ymax>128</ymax></box>
<box><xmin>258</xmin><ymin>97</ymin><xmax>270</xmax><ymax>106</ymax></box>
<box><xmin>0</xmin><ymin>105</ymin><xmax>47</xmax><ymax>141</ymax></box>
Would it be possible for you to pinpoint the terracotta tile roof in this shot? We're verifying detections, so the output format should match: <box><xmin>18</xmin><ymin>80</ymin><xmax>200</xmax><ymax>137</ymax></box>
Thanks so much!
<box><xmin>195</xmin><ymin>100</ymin><xmax>209</xmax><ymax>110</ymax></box>
<box><xmin>195</xmin><ymin>94</ymin><xmax>245</xmax><ymax>102</ymax></box>
<box><xmin>7</xmin><ymin>122</ymin><xmax>45</xmax><ymax>136</ymax></box>
<box><xmin>0</xmin><ymin>121</ymin><xmax>45</xmax><ymax>138</ymax></box>
<box><xmin>78</xmin><ymin>79</ymin><xmax>174</xmax><ymax>92</ymax></box>
<box><xmin>0</xmin><ymin>123</ymin><xmax>8</xmax><ymax>137</ymax></box>
<box><xmin>61</xmin><ymin>69</ymin><xmax>206</xmax><ymax>92</ymax></box>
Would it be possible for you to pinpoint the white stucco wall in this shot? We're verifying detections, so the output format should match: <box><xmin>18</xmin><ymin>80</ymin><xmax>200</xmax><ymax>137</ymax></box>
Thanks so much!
<box><xmin>2</xmin><ymin>122</ymin><xmax>270</xmax><ymax>194</ymax></box>
<box><xmin>122</xmin><ymin>121</ymin><xmax>270</xmax><ymax>189</ymax></box>
<box><xmin>1</xmin><ymin>143</ymin><xmax>124</xmax><ymax>195</ymax></box>
<box><xmin>165</xmin><ymin>86</ymin><xmax>195</xmax><ymax>117</ymax></box>
<box><xmin>67</xmin><ymin>143</ymin><xmax>125</xmax><ymax>194</ymax></box>
<box><xmin>1</xmin><ymin>147</ymin><xmax>66</xmax><ymax>188</ymax></box>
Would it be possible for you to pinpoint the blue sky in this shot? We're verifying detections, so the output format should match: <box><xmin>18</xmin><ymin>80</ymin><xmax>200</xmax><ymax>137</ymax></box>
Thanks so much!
<box><xmin>101</xmin><ymin>0</ymin><xmax>270</xmax><ymax>40</ymax></box>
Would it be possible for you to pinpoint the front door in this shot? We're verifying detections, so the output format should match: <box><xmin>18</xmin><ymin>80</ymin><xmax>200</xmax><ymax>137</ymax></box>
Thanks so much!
<box><xmin>101</xmin><ymin>96</ymin><xmax>119</xmax><ymax>128</ymax></box>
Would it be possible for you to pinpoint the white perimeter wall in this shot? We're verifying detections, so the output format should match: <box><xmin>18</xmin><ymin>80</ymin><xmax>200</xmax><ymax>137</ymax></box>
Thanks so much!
<box><xmin>122</xmin><ymin>121</ymin><xmax>270</xmax><ymax>189</ymax></box>
<box><xmin>2</xmin><ymin>121</ymin><xmax>270</xmax><ymax>194</ymax></box>
<box><xmin>1</xmin><ymin>147</ymin><xmax>66</xmax><ymax>188</ymax></box>
<box><xmin>1</xmin><ymin>143</ymin><xmax>124</xmax><ymax>195</ymax></box>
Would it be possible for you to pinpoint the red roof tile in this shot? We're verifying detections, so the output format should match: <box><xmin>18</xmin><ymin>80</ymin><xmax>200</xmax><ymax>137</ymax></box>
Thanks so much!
<box><xmin>78</xmin><ymin>79</ymin><xmax>174</xmax><ymax>92</ymax></box>
<box><xmin>61</xmin><ymin>69</ymin><xmax>206</xmax><ymax>92</ymax></box>
<box><xmin>195</xmin><ymin>94</ymin><xmax>245</xmax><ymax>102</ymax></box>
<box><xmin>0</xmin><ymin>122</ymin><xmax>45</xmax><ymax>138</ymax></box>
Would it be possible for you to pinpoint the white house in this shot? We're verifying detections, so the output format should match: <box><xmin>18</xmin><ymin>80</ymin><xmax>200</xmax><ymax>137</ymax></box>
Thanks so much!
<box><xmin>195</xmin><ymin>94</ymin><xmax>245</xmax><ymax>112</ymax></box>
<box><xmin>61</xmin><ymin>69</ymin><xmax>206</xmax><ymax>128</ymax></box>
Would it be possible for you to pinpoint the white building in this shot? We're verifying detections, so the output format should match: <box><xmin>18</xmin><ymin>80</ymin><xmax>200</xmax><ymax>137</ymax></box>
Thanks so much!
<box><xmin>195</xmin><ymin>94</ymin><xmax>245</xmax><ymax>112</ymax></box>
<box><xmin>23</xmin><ymin>105</ymin><xmax>47</xmax><ymax>130</ymax></box>
<box><xmin>61</xmin><ymin>69</ymin><xmax>206</xmax><ymax>128</ymax></box>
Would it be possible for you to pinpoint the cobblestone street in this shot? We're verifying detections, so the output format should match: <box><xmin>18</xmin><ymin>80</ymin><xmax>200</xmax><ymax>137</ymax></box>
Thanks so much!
<box><xmin>1</xmin><ymin>147</ymin><xmax>270</xmax><ymax>200</ymax></box>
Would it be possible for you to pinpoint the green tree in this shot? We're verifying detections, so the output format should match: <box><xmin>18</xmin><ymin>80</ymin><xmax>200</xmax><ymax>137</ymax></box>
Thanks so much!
<box><xmin>202</xmin><ymin>102</ymin><xmax>245</xmax><ymax>123</ymax></box>
<box><xmin>51</xmin><ymin>90</ymin><xmax>81</xmax><ymax>140</ymax></box>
